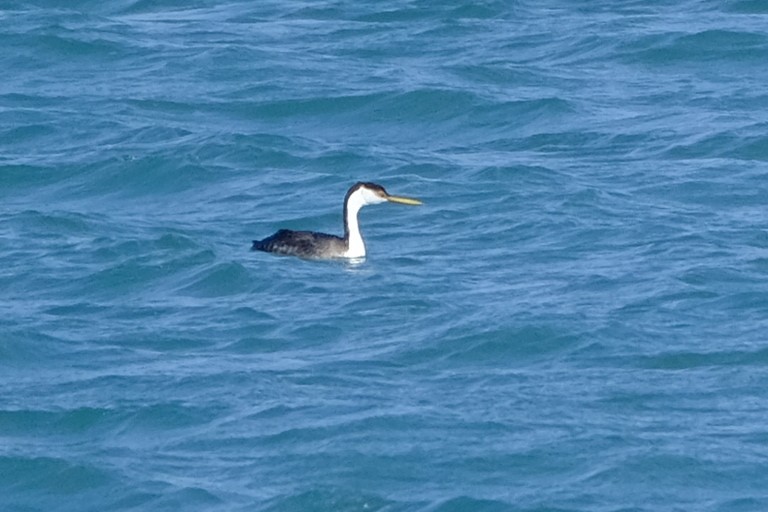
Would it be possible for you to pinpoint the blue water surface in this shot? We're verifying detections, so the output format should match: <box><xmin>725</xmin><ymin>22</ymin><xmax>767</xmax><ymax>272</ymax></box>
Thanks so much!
<box><xmin>2</xmin><ymin>1</ymin><xmax>768</xmax><ymax>511</ymax></box>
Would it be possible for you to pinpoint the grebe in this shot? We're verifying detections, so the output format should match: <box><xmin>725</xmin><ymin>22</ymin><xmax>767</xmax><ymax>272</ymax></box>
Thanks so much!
<box><xmin>251</xmin><ymin>182</ymin><xmax>422</xmax><ymax>259</ymax></box>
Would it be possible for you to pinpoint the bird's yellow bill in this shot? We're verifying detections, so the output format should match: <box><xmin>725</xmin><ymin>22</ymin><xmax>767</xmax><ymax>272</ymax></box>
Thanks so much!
<box><xmin>386</xmin><ymin>195</ymin><xmax>422</xmax><ymax>206</ymax></box>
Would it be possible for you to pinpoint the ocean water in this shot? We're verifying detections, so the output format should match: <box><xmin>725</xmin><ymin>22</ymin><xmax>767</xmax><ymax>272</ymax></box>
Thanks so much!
<box><xmin>2</xmin><ymin>0</ymin><xmax>768</xmax><ymax>510</ymax></box>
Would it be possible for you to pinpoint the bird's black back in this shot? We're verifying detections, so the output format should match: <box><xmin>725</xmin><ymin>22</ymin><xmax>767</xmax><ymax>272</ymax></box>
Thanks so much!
<box><xmin>251</xmin><ymin>229</ymin><xmax>348</xmax><ymax>259</ymax></box>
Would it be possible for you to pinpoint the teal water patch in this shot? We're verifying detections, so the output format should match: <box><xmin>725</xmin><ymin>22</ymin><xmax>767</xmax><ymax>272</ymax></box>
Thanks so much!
<box><xmin>0</xmin><ymin>455</ymin><xmax>113</xmax><ymax>497</ymax></box>
<box><xmin>261</xmin><ymin>488</ymin><xmax>397</xmax><ymax>512</ymax></box>
<box><xmin>3</xmin><ymin>0</ymin><xmax>768</xmax><ymax>511</ymax></box>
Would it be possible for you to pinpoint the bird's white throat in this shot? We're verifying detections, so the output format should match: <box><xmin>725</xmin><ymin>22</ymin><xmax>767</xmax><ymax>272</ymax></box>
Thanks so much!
<box><xmin>342</xmin><ymin>186</ymin><xmax>387</xmax><ymax>258</ymax></box>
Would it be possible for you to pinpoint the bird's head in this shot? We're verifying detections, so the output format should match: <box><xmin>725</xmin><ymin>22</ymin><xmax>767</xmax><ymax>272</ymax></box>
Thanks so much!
<box><xmin>347</xmin><ymin>182</ymin><xmax>423</xmax><ymax>207</ymax></box>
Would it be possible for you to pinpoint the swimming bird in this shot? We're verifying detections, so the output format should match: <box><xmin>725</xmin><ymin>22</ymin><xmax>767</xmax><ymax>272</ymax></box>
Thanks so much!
<box><xmin>251</xmin><ymin>182</ymin><xmax>422</xmax><ymax>260</ymax></box>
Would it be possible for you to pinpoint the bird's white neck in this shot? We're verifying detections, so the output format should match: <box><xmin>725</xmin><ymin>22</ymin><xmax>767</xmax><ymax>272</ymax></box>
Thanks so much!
<box><xmin>343</xmin><ymin>190</ymin><xmax>367</xmax><ymax>258</ymax></box>
<box><xmin>341</xmin><ymin>185</ymin><xmax>389</xmax><ymax>258</ymax></box>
